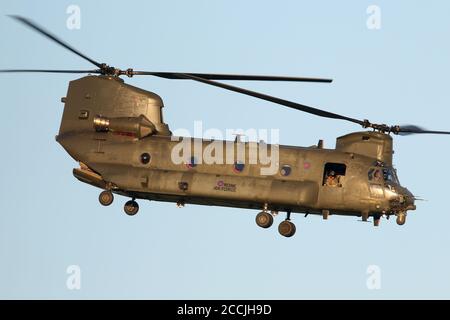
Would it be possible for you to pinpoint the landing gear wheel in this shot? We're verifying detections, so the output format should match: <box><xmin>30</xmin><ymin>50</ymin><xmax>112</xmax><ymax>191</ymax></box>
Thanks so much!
<box><xmin>124</xmin><ymin>199</ymin><xmax>139</xmax><ymax>216</ymax></box>
<box><xmin>396</xmin><ymin>213</ymin><xmax>406</xmax><ymax>226</ymax></box>
<box><xmin>278</xmin><ymin>220</ymin><xmax>296</xmax><ymax>237</ymax></box>
<box><xmin>99</xmin><ymin>191</ymin><xmax>114</xmax><ymax>206</ymax></box>
<box><xmin>255</xmin><ymin>211</ymin><xmax>273</xmax><ymax>228</ymax></box>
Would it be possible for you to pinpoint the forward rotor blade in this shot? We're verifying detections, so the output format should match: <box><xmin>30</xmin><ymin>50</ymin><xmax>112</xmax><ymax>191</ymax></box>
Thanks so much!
<box><xmin>9</xmin><ymin>15</ymin><xmax>103</xmax><ymax>69</ymax></box>
<box><xmin>0</xmin><ymin>69</ymin><xmax>100</xmax><ymax>74</ymax></box>
<box><xmin>132</xmin><ymin>71</ymin><xmax>332</xmax><ymax>83</ymax></box>
<box><xmin>397</xmin><ymin>125</ymin><xmax>450</xmax><ymax>135</ymax></box>
<box><xmin>176</xmin><ymin>73</ymin><xmax>364</xmax><ymax>125</ymax></box>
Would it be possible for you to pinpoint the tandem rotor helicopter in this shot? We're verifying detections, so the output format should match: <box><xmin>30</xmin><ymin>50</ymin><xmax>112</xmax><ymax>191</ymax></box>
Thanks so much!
<box><xmin>2</xmin><ymin>16</ymin><xmax>449</xmax><ymax>237</ymax></box>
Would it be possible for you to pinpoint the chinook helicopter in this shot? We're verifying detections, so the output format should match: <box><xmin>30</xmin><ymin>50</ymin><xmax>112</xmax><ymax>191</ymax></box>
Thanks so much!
<box><xmin>2</xmin><ymin>16</ymin><xmax>450</xmax><ymax>237</ymax></box>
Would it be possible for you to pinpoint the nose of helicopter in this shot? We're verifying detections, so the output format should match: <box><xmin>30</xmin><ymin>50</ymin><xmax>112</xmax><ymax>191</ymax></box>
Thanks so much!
<box><xmin>385</xmin><ymin>185</ymin><xmax>416</xmax><ymax>212</ymax></box>
<box><xmin>400</xmin><ymin>187</ymin><xmax>416</xmax><ymax>211</ymax></box>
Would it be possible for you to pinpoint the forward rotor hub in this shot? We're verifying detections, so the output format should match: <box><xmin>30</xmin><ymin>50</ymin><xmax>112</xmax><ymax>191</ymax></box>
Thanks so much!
<box><xmin>99</xmin><ymin>64</ymin><xmax>134</xmax><ymax>78</ymax></box>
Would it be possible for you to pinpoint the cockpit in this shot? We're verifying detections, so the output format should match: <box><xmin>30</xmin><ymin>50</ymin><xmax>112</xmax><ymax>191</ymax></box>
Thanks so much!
<box><xmin>368</xmin><ymin>164</ymin><xmax>400</xmax><ymax>185</ymax></box>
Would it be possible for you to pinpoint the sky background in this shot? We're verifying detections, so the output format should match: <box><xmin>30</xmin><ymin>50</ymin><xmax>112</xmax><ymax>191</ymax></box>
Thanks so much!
<box><xmin>1</xmin><ymin>0</ymin><xmax>450</xmax><ymax>299</ymax></box>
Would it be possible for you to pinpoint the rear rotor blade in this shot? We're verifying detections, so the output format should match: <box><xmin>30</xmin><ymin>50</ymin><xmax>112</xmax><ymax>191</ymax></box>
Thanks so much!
<box><xmin>0</xmin><ymin>69</ymin><xmax>100</xmax><ymax>74</ymax></box>
<box><xmin>175</xmin><ymin>73</ymin><xmax>364</xmax><ymax>126</ymax></box>
<box><xmin>131</xmin><ymin>71</ymin><xmax>332</xmax><ymax>83</ymax></box>
<box><xmin>9</xmin><ymin>15</ymin><xmax>103</xmax><ymax>69</ymax></box>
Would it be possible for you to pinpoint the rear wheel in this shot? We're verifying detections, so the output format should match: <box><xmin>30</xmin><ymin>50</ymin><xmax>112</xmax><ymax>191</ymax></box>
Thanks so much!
<box><xmin>99</xmin><ymin>191</ymin><xmax>114</xmax><ymax>206</ymax></box>
<box><xmin>255</xmin><ymin>211</ymin><xmax>273</xmax><ymax>228</ymax></box>
<box><xmin>124</xmin><ymin>200</ymin><xmax>139</xmax><ymax>216</ymax></box>
<box><xmin>278</xmin><ymin>220</ymin><xmax>296</xmax><ymax>237</ymax></box>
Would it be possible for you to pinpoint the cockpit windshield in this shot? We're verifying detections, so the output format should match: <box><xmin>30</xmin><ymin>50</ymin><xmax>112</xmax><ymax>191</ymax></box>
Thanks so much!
<box><xmin>383</xmin><ymin>167</ymin><xmax>400</xmax><ymax>184</ymax></box>
<box><xmin>368</xmin><ymin>166</ymin><xmax>400</xmax><ymax>185</ymax></box>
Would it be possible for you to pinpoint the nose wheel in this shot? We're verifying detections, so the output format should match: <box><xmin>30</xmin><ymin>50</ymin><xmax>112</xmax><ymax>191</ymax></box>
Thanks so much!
<box><xmin>396</xmin><ymin>212</ymin><xmax>406</xmax><ymax>225</ymax></box>
<box><xmin>124</xmin><ymin>199</ymin><xmax>139</xmax><ymax>216</ymax></box>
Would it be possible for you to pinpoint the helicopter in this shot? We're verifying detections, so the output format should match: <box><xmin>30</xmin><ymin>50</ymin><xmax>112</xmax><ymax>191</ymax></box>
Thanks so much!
<box><xmin>2</xmin><ymin>16</ymin><xmax>449</xmax><ymax>238</ymax></box>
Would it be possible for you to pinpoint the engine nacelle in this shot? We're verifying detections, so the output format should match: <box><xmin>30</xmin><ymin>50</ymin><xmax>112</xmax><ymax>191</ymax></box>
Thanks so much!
<box><xmin>93</xmin><ymin>114</ymin><xmax>156</xmax><ymax>139</ymax></box>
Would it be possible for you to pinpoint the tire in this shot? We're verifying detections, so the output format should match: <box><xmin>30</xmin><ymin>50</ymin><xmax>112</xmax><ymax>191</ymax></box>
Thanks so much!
<box><xmin>255</xmin><ymin>211</ymin><xmax>274</xmax><ymax>228</ymax></box>
<box><xmin>99</xmin><ymin>191</ymin><xmax>114</xmax><ymax>206</ymax></box>
<box><xmin>396</xmin><ymin>213</ymin><xmax>406</xmax><ymax>226</ymax></box>
<box><xmin>278</xmin><ymin>220</ymin><xmax>296</xmax><ymax>237</ymax></box>
<box><xmin>124</xmin><ymin>200</ymin><xmax>139</xmax><ymax>216</ymax></box>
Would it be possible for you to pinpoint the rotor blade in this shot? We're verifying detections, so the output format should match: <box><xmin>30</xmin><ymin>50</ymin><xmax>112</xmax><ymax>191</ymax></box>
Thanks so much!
<box><xmin>131</xmin><ymin>71</ymin><xmax>332</xmax><ymax>83</ymax></box>
<box><xmin>175</xmin><ymin>73</ymin><xmax>364</xmax><ymax>125</ymax></box>
<box><xmin>0</xmin><ymin>69</ymin><xmax>100</xmax><ymax>74</ymax></box>
<box><xmin>397</xmin><ymin>125</ymin><xmax>450</xmax><ymax>135</ymax></box>
<box><xmin>9</xmin><ymin>15</ymin><xmax>103</xmax><ymax>69</ymax></box>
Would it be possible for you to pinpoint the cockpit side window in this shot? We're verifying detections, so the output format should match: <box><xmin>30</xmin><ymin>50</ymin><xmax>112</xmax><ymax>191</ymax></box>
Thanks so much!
<box><xmin>323</xmin><ymin>162</ymin><xmax>346</xmax><ymax>187</ymax></box>
<box><xmin>383</xmin><ymin>167</ymin><xmax>399</xmax><ymax>184</ymax></box>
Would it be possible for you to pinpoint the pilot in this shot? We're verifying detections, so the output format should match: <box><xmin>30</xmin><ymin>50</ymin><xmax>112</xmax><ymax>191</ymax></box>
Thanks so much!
<box><xmin>326</xmin><ymin>170</ymin><xmax>338</xmax><ymax>187</ymax></box>
<box><xmin>373</xmin><ymin>169</ymin><xmax>383</xmax><ymax>182</ymax></box>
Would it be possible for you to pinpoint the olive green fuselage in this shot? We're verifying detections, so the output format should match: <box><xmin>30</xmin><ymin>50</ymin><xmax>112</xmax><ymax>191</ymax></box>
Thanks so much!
<box><xmin>56</xmin><ymin>75</ymin><xmax>415</xmax><ymax>218</ymax></box>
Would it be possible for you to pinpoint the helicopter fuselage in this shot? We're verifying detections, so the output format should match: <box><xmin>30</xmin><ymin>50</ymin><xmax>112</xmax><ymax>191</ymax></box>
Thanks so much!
<box><xmin>60</xmin><ymin>133</ymin><xmax>414</xmax><ymax>218</ymax></box>
<box><xmin>56</xmin><ymin>75</ymin><xmax>415</xmax><ymax>221</ymax></box>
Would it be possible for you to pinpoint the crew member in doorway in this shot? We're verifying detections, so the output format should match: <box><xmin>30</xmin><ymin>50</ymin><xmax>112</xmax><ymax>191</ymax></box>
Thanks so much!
<box><xmin>326</xmin><ymin>170</ymin><xmax>338</xmax><ymax>187</ymax></box>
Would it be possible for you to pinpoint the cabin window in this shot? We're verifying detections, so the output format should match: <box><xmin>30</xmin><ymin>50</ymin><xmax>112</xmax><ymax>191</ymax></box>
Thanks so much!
<box><xmin>233</xmin><ymin>161</ymin><xmax>245</xmax><ymax>173</ymax></box>
<box><xmin>178</xmin><ymin>181</ymin><xmax>189</xmax><ymax>191</ymax></box>
<box><xmin>280</xmin><ymin>165</ymin><xmax>292</xmax><ymax>176</ymax></box>
<box><xmin>78</xmin><ymin>110</ymin><xmax>89</xmax><ymax>119</ymax></box>
<box><xmin>323</xmin><ymin>163</ymin><xmax>346</xmax><ymax>187</ymax></box>
<box><xmin>140</xmin><ymin>153</ymin><xmax>151</xmax><ymax>165</ymax></box>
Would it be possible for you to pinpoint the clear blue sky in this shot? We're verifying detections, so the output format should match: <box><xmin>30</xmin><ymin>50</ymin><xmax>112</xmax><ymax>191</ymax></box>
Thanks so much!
<box><xmin>1</xmin><ymin>0</ymin><xmax>450</xmax><ymax>299</ymax></box>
